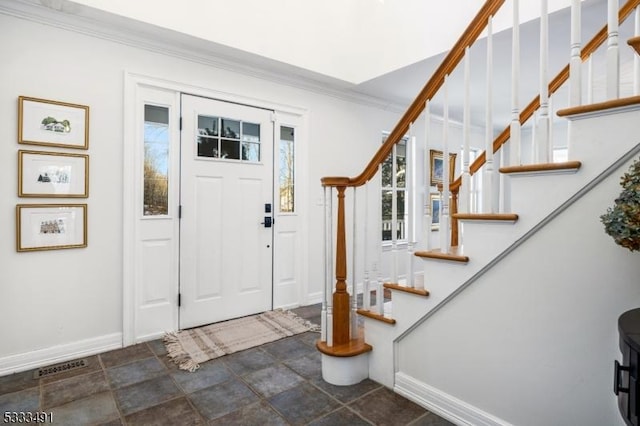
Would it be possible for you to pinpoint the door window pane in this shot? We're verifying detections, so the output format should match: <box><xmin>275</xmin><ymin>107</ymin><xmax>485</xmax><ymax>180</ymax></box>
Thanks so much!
<box><xmin>144</xmin><ymin>105</ymin><xmax>169</xmax><ymax>216</ymax></box>
<box><xmin>221</xmin><ymin>139</ymin><xmax>240</xmax><ymax>159</ymax></box>
<box><xmin>221</xmin><ymin>119</ymin><xmax>240</xmax><ymax>139</ymax></box>
<box><xmin>242</xmin><ymin>122</ymin><xmax>260</xmax><ymax>142</ymax></box>
<box><xmin>243</xmin><ymin>142</ymin><xmax>260</xmax><ymax>161</ymax></box>
<box><xmin>197</xmin><ymin>115</ymin><xmax>219</xmax><ymax>158</ymax></box>
<box><xmin>279</xmin><ymin>126</ymin><xmax>295</xmax><ymax>213</ymax></box>
<box><xmin>196</xmin><ymin>115</ymin><xmax>260</xmax><ymax>163</ymax></box>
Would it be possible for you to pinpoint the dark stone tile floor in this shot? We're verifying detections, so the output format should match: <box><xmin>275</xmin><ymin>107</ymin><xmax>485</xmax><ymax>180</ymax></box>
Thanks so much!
<box><xmin>0</xmin><ymin>304</ymin><xmax>454</xmax><ymax>425</ymax></box>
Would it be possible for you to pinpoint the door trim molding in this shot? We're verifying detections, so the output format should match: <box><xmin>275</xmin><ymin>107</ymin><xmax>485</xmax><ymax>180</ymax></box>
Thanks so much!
<box><xmin>123</xmin><ymin>71</ymin><xmax>309</xmax><ymax>346</ymax></box>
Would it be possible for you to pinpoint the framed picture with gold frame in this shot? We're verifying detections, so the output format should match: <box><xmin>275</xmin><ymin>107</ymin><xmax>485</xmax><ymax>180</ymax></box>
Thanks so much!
<box><xmin>429</xmin><ymin>149</ymin><xmax>457</xmax><ymax>186</ymax></box>
<box><xmin>16</xmin><ymin>204</ymin><xmax>87</xmax><ymax>252</ymax></box>
<box><xmin>18</xmin><ymin>96</ymin><xmax>89</xmax><ymax>149</ymax></box>
<box><xmin>18</xmin><ymin>150</ymin><xmax>89</xmax><ymax>198</ymax></box>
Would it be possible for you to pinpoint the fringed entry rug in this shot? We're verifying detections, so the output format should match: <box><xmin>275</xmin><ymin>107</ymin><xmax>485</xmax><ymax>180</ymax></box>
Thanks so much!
<box><xmin>164</xmin><ymin>309</ymin><xmax>320</xmax><ymax>372</ymax></box>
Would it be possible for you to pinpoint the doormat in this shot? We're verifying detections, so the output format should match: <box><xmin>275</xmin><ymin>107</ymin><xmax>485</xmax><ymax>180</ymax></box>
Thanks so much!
<box><xmin>164</xmin><ymin>309</ymin><xmax>320</xmax><ymax>372</ymax></box>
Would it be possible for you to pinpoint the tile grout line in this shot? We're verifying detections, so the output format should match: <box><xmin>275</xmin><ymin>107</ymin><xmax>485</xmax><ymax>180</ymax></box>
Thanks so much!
<box><xmin>97</xmin><ymin>348</ymin><xmax>127</xmax><ymax>425</ymax></box>
<box><xmin>155</xmin><ymin>339</ymin><xmax>210</xmax><ymax>426</ymax></box>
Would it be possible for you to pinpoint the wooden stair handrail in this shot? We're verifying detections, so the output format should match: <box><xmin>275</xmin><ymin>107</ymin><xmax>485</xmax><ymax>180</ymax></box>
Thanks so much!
<box><xmin>321</xmin><ymin>0</ymin><xmax>505</xmax><ymax>188</ymax></box>
<box><xmin>450</xmin><ymin>0</ymin><xmax>640</xmax><ymax>191</ymax></box>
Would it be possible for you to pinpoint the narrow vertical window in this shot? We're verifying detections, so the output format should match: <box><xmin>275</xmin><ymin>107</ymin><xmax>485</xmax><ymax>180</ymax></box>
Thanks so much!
<box><xmin>144</xmin><ymin>105</ymin><xmax>169</xmax><ymax>216</ymax></box>
<box><xmin>279</xmin><ymin>126</ymin><xmax>295</xmax><ymax>213</ymax></box>
<box><xmin>381</xmin><ymin>136</ymin><xmax>407</xmax><ymax>241</ymax></box>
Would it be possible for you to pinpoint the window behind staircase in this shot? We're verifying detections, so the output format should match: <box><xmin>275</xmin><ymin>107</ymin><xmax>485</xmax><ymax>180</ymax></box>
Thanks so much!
<box><xmin>381</xmin><ymin>135</ymin><xmax>407</xmax><ymax>242</ymax></box>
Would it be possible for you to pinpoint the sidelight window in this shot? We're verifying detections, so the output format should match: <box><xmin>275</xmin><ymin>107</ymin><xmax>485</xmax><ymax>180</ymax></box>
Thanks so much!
<box><xmin>279</xmin><ymin>126</ymin><xmax>295</xmax><ymax>213</ymax></box>
<box><xmin>143</xmin><ymin>105</ymin><xmax>169</xmax><ymax>216</ymax></box>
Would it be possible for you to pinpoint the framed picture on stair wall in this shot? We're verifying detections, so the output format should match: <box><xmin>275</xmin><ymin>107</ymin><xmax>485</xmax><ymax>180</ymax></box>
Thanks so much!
<box><xmin>429</xmin><ymin>149</ymin><xmax>457</xmax><ymax>187</ymax></box>
<box><xmin>430</xmin><ymin>193</ymin><xmax>440</xmax><ymax>231</ymax></box>
<box><xmin>18</xmin><ymin>96</ymin><xmax>89</xmax><ymax>149</ymax></box>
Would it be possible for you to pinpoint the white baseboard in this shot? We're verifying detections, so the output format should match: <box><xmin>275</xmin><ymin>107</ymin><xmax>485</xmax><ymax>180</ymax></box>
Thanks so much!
<box><xmin>134</xmin><ymin>331</ymin><xmax>166</xmax><ymax>344</ymax></box>
<box><xmin>0</xmin><ymin>333</ymin><xmax>123</xmax><ymax>377</ymax></box>
<box><xmin>306</xmin><ymin>291</ymin><xmax>323</xmax><ymax>305</ymax></box>
<box><xmin>395</xmin><ymin>372</ymin><xmax>512</xmax><ymax>426</ymax></box>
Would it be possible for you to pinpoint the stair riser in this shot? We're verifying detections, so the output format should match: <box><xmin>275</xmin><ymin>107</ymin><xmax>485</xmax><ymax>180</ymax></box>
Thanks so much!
<box><xmin>568</xmin><ymin>106</ymin><xmax>640</xmax><ymax>167</ymax></box>
<box><xmin>459</xmin><ymin>223</ymin><xmax>519</xmax><ymax>256</ymax></box>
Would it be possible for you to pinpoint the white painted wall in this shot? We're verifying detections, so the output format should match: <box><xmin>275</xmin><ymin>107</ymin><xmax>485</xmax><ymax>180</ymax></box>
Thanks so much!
<box><xmin>66</xmin><ymin>0</ymin><xmax>584</xmax><ymax>84</ymax></box>
<box><xmin>396</xmin><ymin>153</ymin><xmax>640</xmax><ymax>425</ymax></box>
<box><xmin>0</xmin><ymin>13</ymin><xmax>401</xmax><ymax>373</ymax></box>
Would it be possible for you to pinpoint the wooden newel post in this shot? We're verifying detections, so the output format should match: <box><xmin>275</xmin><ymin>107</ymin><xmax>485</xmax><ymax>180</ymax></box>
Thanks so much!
<box><xmin>333</xmin><ymin>186</ymin><xmax>350</xmax><ymax>345</ymax></box>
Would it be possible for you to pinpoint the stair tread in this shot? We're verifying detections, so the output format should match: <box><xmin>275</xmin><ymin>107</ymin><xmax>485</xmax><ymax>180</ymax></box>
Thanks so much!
<box><xmin>499</xmin><ymin>161</ymin><xmax>581</xmax><ymax>175</ymax></box>
<box><xmin>452</xmin><ymin>213</ymin><xmax>518</xmax><ymax>222</ymax></box>
<box><xmin>414</xmin><ymin>246</ymin><xmax>469</xmax><ymax>263</ymax></box>
<box><xmin>383</xmin><ymin>283</ymin><xmax>430</xmax><ymax>297</ymax></box>
<box><xmin>316</xmin><ymin>335</ymin><xmax>373</xmax><ymax>357</ymax></box>
<box><xmin>356</xmin><ymin>309</ymin><xmax>396</xmax><ymax>325</ymax></box>
<box><xmin>557</xmin><ymin>96</ymin><xmax>640</xmax><ymax>118</ymax></box>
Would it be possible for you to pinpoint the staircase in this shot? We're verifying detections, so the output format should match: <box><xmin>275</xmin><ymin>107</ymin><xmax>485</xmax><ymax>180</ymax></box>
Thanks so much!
<box><xmin>318</xmin><ymin>1</ymin><xmax>640</xmax><ymax>424</ymax></box>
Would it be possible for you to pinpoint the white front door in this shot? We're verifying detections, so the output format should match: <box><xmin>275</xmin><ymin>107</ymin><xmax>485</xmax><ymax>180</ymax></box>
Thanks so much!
<box><xmin>179</xmin><ymin>94</ymin><xmax>274</xmax><ymax>329</ymax></box>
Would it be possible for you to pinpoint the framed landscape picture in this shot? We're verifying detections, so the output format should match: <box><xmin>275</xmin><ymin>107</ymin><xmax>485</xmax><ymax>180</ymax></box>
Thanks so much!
<box><xmin>16</xmin><ymin>204</ymin><xmax>87</xmax><ymax>252</ymax></box>
<box><xmin>430</xmin><ymin>193</ymin><xmax>441</xmax><ymax>230</ymax></box>
<box><xmin>18</xmin><ymin>150</ymin><xmax>89</xmax><ymax>198</ymax></box>
<box><xmin>18</xmin><ymin>96</ymin><xmax>89</xmax><ymax>149</ymax></box>
<box><xmin>429</xmin><ymin>149</ymin><xmax>457</xmax><ymax>186</ymax></box>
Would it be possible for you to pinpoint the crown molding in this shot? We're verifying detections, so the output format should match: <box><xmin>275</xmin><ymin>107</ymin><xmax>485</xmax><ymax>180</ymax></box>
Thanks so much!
<box><xmin>0</xmin><ymin>0</ymin><xmax>408</xmax><ymax>113</ymax></box>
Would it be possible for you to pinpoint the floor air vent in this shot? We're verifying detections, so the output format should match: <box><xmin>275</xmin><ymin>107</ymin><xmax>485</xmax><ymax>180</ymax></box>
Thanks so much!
<box><xmin>34</xmin><ymin>358</ymin><xmax>88</xmax><ymax>379</ymax></box>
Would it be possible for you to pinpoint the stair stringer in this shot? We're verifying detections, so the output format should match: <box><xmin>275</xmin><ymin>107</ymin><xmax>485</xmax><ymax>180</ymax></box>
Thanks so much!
<box><xmin>424</xmin><ymin>103</ymin><xmax>640</xmax><ymax>296</ymax></box>
<box><xmin>392</xmin><ymin>149</ymin><xmax>640</xmax><ymax>426</ymax></box>
<box><xmin>385</xmin><ymin>107</ymin><xmax>640</xmax><ymax>425</ymax></box>
<box><xmin>363</xmin><ymin>104</ymin><xmax>640</xmax><ymax>404</ymax></box>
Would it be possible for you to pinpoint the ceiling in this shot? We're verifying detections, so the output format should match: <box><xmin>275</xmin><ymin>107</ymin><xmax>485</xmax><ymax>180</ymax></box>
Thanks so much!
<box><xmin>43</xmin><ymin>0</ymin><xmax>581</xmax><ymax>84</ymax></box>
<box><xmin>4</xmin><ymin>0</ymin><xmax>636</xmax><ymax>128</ymax></box>
<box><xmin>353</xmin><ymin>0</ymin><xmax>638</xmax><ymax>127</ymax></box>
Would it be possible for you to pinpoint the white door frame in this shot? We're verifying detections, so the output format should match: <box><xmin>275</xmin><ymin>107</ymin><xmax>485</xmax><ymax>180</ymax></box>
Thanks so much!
<box><xmin>123</xmin><ymin>71</ymin><xmax>309</xmax><ymax>346</ymax></box>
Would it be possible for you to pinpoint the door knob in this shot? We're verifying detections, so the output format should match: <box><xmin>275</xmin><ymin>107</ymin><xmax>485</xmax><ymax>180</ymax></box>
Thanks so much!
<box><xmin>261</xmin><ymin>217</ymin><xmax>272</xmax><ymax>228</ymax></box>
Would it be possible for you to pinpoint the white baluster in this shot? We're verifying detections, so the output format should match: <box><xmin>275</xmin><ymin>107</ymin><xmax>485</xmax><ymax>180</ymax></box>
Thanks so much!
<box><xmin>363</xmin><ymin>270</ymin><xmax>370</xmax><ymax>311</ymax></box>
<box><xmin>363</xmin><ymin>185</ymin><xmax>370</xmax><ymax>311</ymax></box>
<box><xmin>607</xmin><ymin>0</ymin><xmax>620</xmax><ymax>100</ymax></box>
<box><xmin>634</xmin><ymin>7</ymin><xmax>640</xmax><ymax>95</ymax></box>
<box><xmin>483</xmin><ymin>16</ymin><xmax>497</xmax><ymax>213</ymax></box>
<box><xmin>351</xmin><ymin>188</ymin><xmax>358</xmax><ymax>339</ymax></box>
<box><xmin>407</xmin><ymin>131</ymin><xmax>417</xmax><ymax>288</ymax></box>
<box><xmin>587</xmin><ymin>56</ymin><xmax>594</xmax><ymax>104</ymax></box>
<box><xmin>461</xmin><ymin>47</ymin><xmax>471</xmax><ymax>215</ymax></box>
<box><xmin>423</xmin><ymin>101</ymin><xmax>432</xmax><ymax>251</ymax></box>
<box><xmin>325</xmin><ymin>187</ymin><xmax>333</xmax><ymax>346</ymax></box>
<box><xmin>510</xmin><ymin>0</ymin><xmax>522</xmax><ymax>167</ymax></box>
<box><xmin>440</xmin><ymin>75</ymin><xmax>451</xmax><ymax>253</ymax></box>
<box><xmin>536</xmin><ymin>0</ymin><xmax>551</xmax><ymax>164</ymax></box>
<box><xmin>391</xmin><ymin>143</ymin><xmax>398</xmax><ymax>283</ymax></box>
<box><xmin>376</xmin><ymin>268</ymin><xmax>384</xmax><ymax>316</ymax></box>
<box><xmin>570</xmin><ymin>0</ymin><xmax>582</xmax><ymax>106</ymax></box>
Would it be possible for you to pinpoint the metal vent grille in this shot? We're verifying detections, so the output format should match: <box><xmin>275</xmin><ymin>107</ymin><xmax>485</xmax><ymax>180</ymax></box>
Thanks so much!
<box><xmin>34</xmin><ymin>358</ymin><xmax>88</xmax><ymax>379</ymax></box>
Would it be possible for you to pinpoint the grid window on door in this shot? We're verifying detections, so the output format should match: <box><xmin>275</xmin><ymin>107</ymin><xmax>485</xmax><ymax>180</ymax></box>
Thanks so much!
<box><xmin>197</xmin><ymin>115</ymin><xmax>261</xmax><ymax>162</ymax></box>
